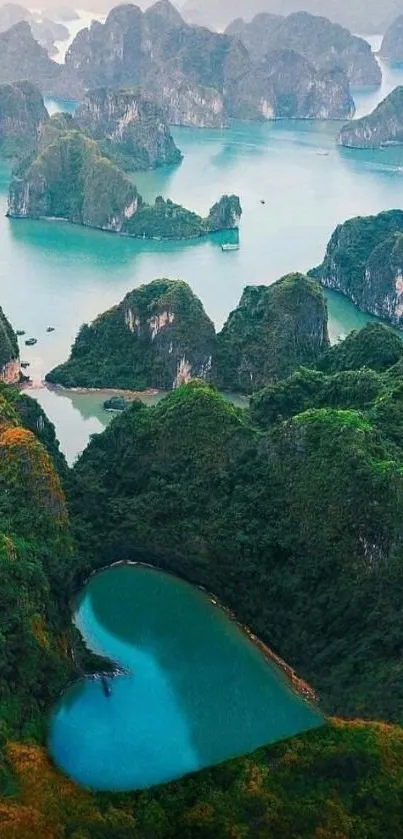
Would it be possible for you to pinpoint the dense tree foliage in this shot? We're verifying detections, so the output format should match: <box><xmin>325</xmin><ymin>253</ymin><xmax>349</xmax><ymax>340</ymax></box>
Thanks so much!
<box><xmin>3</xmin><ymin>720</ymin><xmax>403</xmax><ymax>838</ymax></box>
<box><xmin>70</xmin><ymin>367</ymin><xmax>403</xmax><ymax>722</ymax></box>
<box><xmin>215</xmin><ymin>273</ymin><xmax>329</xmax><ymax>393</ymax></box>
<box><xmin>46</xmin><ymin>279</ymin><xmax>216</xmax><ymax>390</ymax></box>
<box><xmin>5</xmin><ymin>318</ymin><xmax>403</xmax><ymax>835</ymax></box>
<box><xmin>0</xmin><ymin>386</ymin><xmax>74</xmax><ymax>744</ymax></box>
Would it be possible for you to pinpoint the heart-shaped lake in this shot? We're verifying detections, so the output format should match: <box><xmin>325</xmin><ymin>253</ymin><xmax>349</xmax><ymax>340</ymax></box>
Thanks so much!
<box><xmin>49</xmin><ymin>564</ymin><xmax>323</xmax><ymax>790</ymax></box>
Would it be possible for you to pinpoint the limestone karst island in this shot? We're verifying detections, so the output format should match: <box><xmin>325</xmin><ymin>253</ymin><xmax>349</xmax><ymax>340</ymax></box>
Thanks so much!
<box><xmin>2</xmin><ymin>3</ymin><xmax>403</xmax><ymax>838</ymax></box>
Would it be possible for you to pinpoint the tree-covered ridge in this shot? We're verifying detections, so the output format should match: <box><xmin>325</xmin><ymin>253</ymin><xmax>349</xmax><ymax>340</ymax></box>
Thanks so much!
<box><xmin>70</xmin><ymin>349</ymin><xmax>403</xmax><ymax>724</ymax></box>
<box><xmin>5</xmin><ymin>320</ymin><xmax>403</xmax><ymax>832</ymax></box>
<box><xmin>7</xmin><ymin>130</ymin><xmax>241</xmax><ymax>240</ymax></box>
<box><xmin>0</xmin><ymin>383</ymin><xmax>74</xmax><ymax>745</ymax></box>
<box><xmin>45</xmin><ymin>273</ymin><xmax>326</xmax><ymax>393</ymax></box>
<box><xmin>46</xmin><ymin>279</ymin><xmax>216</xmax><ymax>390</ymax></box>
<box><xmin>3</xmin><ymin>720</ymin><xmax>403</xmax><ymax>838</ymax></box>
<box><xmin>309</xmin><ymin>209</ymin><xmax>403</xmax><ymax>325</ymax></box>
<box><xmin>215</xmin><ymin>272</ymin><xmax>329</xmax><ymax>393</ymax></box>
<box><xmin>0</xmin><ymin>305</ymin><xmax>19</xmax><ymax>378</ymax></box>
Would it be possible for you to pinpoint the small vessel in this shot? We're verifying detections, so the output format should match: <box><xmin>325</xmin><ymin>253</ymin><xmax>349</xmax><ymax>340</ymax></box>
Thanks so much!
<box><xmin>100</xmin><ymin>676</ymin><xmax>112</xmax><ymax>698</ymax></box>
<box><xmin>221</xmin><ymin>243</ymin><xmax>240</xmax><ymax>252</ymax></box>
<box><xmin>25</xmin><ymin>338</ymin><xmax>37</xmax><ymax>346</ymax></box>
<box><xmin>260</xmin><ymin>199</ymin><xmax>266</xmax><ymax>205</ymax></box>
<box><xmin>20</xmin><ymin>362</ymin><xmax>30</xmax><ymax>369</ymax></box>
<box><xmin>316</xmin><ymin>150</ymin><xmax>329</xmax><ymax>157</ymax></box>
<box><xmin>16</xmin><ymin>330</ymin><xmax>25</xmax><ymax>336</ymax></box>
<box><xmin>46</xmin><ymin>326</ymin><xmax>55</xmax><ymax>333</ymax></box>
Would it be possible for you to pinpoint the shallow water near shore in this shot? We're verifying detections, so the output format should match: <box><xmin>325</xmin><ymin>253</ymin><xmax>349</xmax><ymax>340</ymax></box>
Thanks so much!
<box><xmin>49</xmin><ymin>564</ymin><xmax>323</xmax><ymax>791</ymax></box>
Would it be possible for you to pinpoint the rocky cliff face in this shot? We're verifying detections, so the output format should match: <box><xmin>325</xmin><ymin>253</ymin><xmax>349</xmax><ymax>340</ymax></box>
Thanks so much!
<box><xmin>214</xmin><ymin>273</ymin><xmax>329</xmax><ymax>394</ymax></box>
<box><xmin>225</xmin><ymin>49</ymin><xmax>354</xmax><ymax>120</ymax></box>
<box><xmin>8</xmin><ymin>128</ymin><xmax>241</xmax><ymax>239</ymax></box>
<box><xmin>226</xmin><ymin>11</ymin><xmax>381</xmax><ymax>87</ymax></box>
<box><xmin>380</xmin><ymin>15</ymin><xmax>403</xmax><ymax>63</ymax></box>
<box><xmin>46</xmin><ymin>278</ymin><xmax>216</xmax><ymax>390</ymax></box>
<box><xmin>0</xmin><ymin>21</ymin><xmax>81</xmax><ymax>98</ymax></box>
<box><xmin>0</xmin><ymin>4</ymin><xmax>69</xmax><ymax>56</ymax></box>
<box><xmin>66</xmin><ymin>1</ymin><xmax>354</xmax><ymax>124</ymax></box>
<box><xmin>76</xmin><ymin>88</ymin><xmax>182</xmax><ymax>171</ymax></box>
<box><xmin>0</xmin><ymin>304</ymin><xmax>20</xmax><ymax>383</ymax></box>
<box><xmin>309</xmin><ymin>210</ymin><xmax>403</xmax><ymax>325</ymax></box>
<box><xmin>339</xmin><ymin>87</ymin><xmax>403</xmax><ymax>148</ymax></box>
<box><xmin>8</xmin><ymin>130</ymin><xmax>141</xmax><ymax>231</ymax></box>
<box><xmin>0</xmin><ymin>80</ymin><xmax>48</xmax><ymax>158</ymax></box>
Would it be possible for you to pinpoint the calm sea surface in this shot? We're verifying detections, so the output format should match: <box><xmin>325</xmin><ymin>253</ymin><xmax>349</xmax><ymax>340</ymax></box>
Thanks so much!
<box><xmin>0</xmin><ymin>39</ymin><xmax>401</xmax><ymax>461</ymax></box>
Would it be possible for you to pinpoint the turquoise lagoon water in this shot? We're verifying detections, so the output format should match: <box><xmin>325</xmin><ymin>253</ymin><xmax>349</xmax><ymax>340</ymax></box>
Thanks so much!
<box><xmin>0</xmin><ymin>63</ymin><xmax>401</xmax><ymax>460</ymax></box>
<box><xmin>49</xmin><ymin>565</ymin><xmax>323</xmax><ymax>791</ymax></box>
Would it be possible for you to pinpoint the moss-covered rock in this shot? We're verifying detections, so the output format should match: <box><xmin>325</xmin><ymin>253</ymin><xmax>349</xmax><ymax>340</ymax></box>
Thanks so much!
<box><xmin>70</xmin><ymin>377</ymin><xmax>403</xmax><ymax>722</ymax></box>
<box><xmin>0</xmin><ymin>80</ymin><xmax>48</xmax><ymax>159</ymax></box>
<box><xmin>8</xmin><ymin>130</ymin><xmax>140</xmax><ymax>231</ymax></box>
<box><xmin>0</xmin><ymin>304</ymin><xmax>19</xmax><ymax>384</ymax></box>
<box><xmin>8</xmin><ymin>129</ymin><xmax>241</xmax><ymax>239</ymax></box>
<box><xmin>76</xmin><ymin>87</ymin><xmax>183</xmax><ymax>172</ymax></box>
<box><xmin>214</xmin><ymin>272</ymin><xmax>329</xmax><ymax>394</ymax></box>
<box><xmin>0</xmin><ymin>381</ymin><xmax>74</xmax><ymax>742</ymax></box>
<box><xmin>310</xmin><ymin>209</ymin><xmax>403</xmax><ymax>324</ymax></box>
<box><xmin>339</xmin><ymin>86</ymin><xmax>403</xmax><ymax>148</ymax></box>
<box><xmin>317</xmin><ymin>322</ymin><xmax>403</xmax><ymax>373</ymax></box>
<box><xmin>46</xmin><ymin>279</ymin><xmax>216</xmax><ymax>390</ymax></box>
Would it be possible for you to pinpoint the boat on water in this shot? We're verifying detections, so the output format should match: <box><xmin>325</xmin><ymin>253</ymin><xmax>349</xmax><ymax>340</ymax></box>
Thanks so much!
<box><xmin>46</xmin><ymin>326</ymin><xmax>55</xmax><ymax>333</ymax></box>
<box><xmin>100</xmin><ymin>676</ymin><xmax>112</xmax><ymax>698</ymax></box>
<box><xmin>316</xmin><ymin>150</ymin><xmax>329</xmax><ymax>157</ymax></box>
<box><xmin>25</xmin><ymin>338</ymin><xmax>37</xmax><ymax>346</ymax></box>
<box><xmin>221</xmin><ymin>243</ymin><xmax>240</xmax><ymax>252</ymax></box>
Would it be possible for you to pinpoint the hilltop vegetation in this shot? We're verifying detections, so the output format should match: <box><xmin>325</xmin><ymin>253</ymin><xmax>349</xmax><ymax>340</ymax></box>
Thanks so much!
<box><xmin>70</xmin><ymin>334</ymin><xmax>403</xmax><ymax>723</ymax></box>
<box><xmin>8</xmin><ymin>130</ymin><xmax>241</xmax><ymax>240</ymax></box>
<box><xmin>4</xmin><ymin>309</ymin><xmax>403</xmax><ymax>834</ymax></box>
<box><xmin>310</xmin><ymin>209</ymin><xmax>403</xmax><ymax>325</ymax></box>
<box><xmin>3</xmin><ymin>720</ymin><xmax>403</xmax><ymax>838</ymax></box>
<box><xmin>46</xmin><ymin>273</ymin><xmax>328</xmax><ymax>393</ymax></box>
<box><xmin>47</xmin><ymin>279</ymin><xmax>216</xmax><ymax>390</ymax></box>
<box><xmin>0</xmin><ymin>381</ymin><xmax>73</xmax><ymax>746</ymax></box>
<box><xmin>215</xmin><ymin>273</ymin><xmax>329</xmax><ymax>393</ymax></box>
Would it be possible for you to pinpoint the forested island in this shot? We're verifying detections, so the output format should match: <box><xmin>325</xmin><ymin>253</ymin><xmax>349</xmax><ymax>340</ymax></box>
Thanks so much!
<box><xmin>310</xmin><ymin>209</ymin><xmax>403</xmax><ymax>325</ymax></box>
<box><xmin>7</xmin><ymin>130</ymin><xmax>241</xmax><ymax>239</ymax></box>
<box><xmin>46</xmin><ymin>274</ymin><xmax>329</xmax><ymax>392</ymax></box>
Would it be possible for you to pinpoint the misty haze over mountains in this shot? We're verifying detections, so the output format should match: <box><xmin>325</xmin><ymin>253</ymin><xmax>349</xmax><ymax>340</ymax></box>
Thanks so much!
<box><xmin>5</xmin><ymin>0</ymin><xmax>403</xmax><ymax>33</ymax></box>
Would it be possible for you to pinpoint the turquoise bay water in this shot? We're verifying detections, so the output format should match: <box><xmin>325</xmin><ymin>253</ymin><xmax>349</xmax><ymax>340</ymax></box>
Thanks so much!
<box><xmin>49</xmin><ymin>565</ymin><xmax>323</xmax><ymax>791</ymax></box>
<box><xmin>0</xmin><ymin>62</ymin><xmax>402</xmax><ymax>461</ymax></box>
